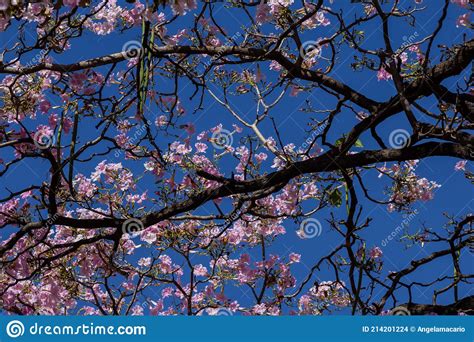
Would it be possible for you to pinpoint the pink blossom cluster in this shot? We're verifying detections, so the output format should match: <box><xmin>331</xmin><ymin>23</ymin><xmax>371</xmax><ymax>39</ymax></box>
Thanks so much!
<box><xmin>0</xmin><ymin>1</ymin><xmax>197</xmax><ymax>35</ymax></box>
<box><xmin>298</xmin><ymin>281</ymin><xmax>350</xmax><ymax>315</ymax></box>
<box><xmin>451</xmin><ymin>0</ymin><xmax>471</xmax><ymax>28</ymax></box>
<box><xmin>378</xmin><ymin>161</ymin><xmax>441</xmax><ymax>212</ymax></box>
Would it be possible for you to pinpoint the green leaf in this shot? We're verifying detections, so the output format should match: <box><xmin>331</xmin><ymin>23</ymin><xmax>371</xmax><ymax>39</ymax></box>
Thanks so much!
<box><xmin>335</xmin><ymin>138</ymin><xmax>344</xmax><ymax>147</ymax></box>
<box><xmin>354</xmin><ymin>139</ymin><xmax>364</xmax><ymax>148</ymax></box>
<box><xmin>329</xmin><ymin>188</ymin><xmax>342</xmax><ymax>207</ymax></box>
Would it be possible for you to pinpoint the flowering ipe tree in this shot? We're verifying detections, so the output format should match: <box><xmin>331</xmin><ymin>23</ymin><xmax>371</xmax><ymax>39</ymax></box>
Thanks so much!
<box><xmin>0</xmin><ymin>0</ymin><xmax>472</xmax><ymax>316</ymax></box>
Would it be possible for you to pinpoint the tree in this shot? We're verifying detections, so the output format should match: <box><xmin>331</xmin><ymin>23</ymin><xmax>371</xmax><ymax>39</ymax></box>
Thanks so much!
<box><xmin>0</xmin><ymin>0</ymin><xmax>472</xmax><ymax>315</ymax></box>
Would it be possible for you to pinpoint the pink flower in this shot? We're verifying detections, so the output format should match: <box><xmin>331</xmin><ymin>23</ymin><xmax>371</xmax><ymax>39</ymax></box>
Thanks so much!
<box><xmin>232</xmin><ymin>124</ymin><xmax>243</xmax><ymax>133</ymax></box>
<box><xmin>0</xmin><ymin>16</ymin><xmax>9</xmax><ymax>31</ymax></box>
<box><xmin>48</xmin><ymin>114</ymin><xmax>59</xmax><ymax>128</ymax></box>
<box><xmin>170</xmin><ymin>0</ymin><xmax>197</xmax><ymax>16</ymax></box>
<box><xmin>252</xmin><ymin>303</ymin><xmax>267</xmax><ymax>315</ymax></box>
<box><xmin>289</xmin><ymin>253</ymin><xmax>301</xmax><ymax>263</ymax></box>
<box><xmin>369</xmin><ymin>247</ymin><xmax>383</xmax><ymax>260</ymax></box>
<box><xmin>399</xmin><ymin>52</ymin><xmax>408</xmax><ymax>64</ymax></box>
<box><xmin>82</xmin><ymin>306</ymin><xmax>99</xmax><ymax>315</ymax></box>
<box><xmin>194</xmin><ymin>264</ymin><xmax>208</xmax><ymax>277</ymax></box>
<box><xmin>268</xmin><ymin>0</ymin><xmax>294</xmax><ymax>13</ymax></box>
<box><xmin>63</xmin><ymin>0</ymin><xmax>81</xmax><ymax>7</ymax></box>
<box><xmin>149</xmin><ymin>300</ymin><xmax>164</xmax><ymax>315</ymax></box>
<box><xmin>269</xmin><ymin>60</ymin><xmax>283</xmax><ymax>71</ymax></box>
<box><xmin>130</xmin><ymin>305</ymin><xmax>144</xmax><ymax>316</ymax></box>
<box><xmin>165</xmin><ymin>29</ymin><xmax>187</xmax><ymax>46</ymax></box>
<box><xmin>182</xmin><ymin>122</ymin><xmax>195</xmax><ymax>135</ymax></box>
<box><xmin>377</xmin><ymin>67</ymin><xmax>392</xmax><ymax>81</ymax></box>
<box><xmin>255</xmin><ymin>152</ymin><xmax>268</xmax><ymax>163</ymax></box>
<box><xmin>155</xmin><ymin>115</ymin><xmax>168</xmax><ymax>127</ymax></box>
<box><xmin>60</xmin><ymin>93</ymin><xmax>70</xmax><ymax>103</ymax></box>
<box><xmin>73</xmin><ymin>174</ymin><xmax>97</xmax><ymax>198</ymax></box>
<box><xmin>138</xmin><ymin>257</ymin><xmax>152</xmax><ymax>267</ymax></box>
<box><xmin>162</xmin><ymin>287</ymin><xmax>174</xmax><ymax>298</ymax></box>
<box><xmin>456</xmin><ymin>13</ymin><xmax>471</xmax><ymax>28</ymax></box>
<box><xmin>140</xmin><ymin>225</ymin><xmax>160</xmax><ymax>244</ymax></box>
<box><xmin>69</xmin><ymin>73</ymin><xmax>88</xmax><ymax>91</ymax></box>
<box><xmin>451</xmin><ymin>0</ymin><xmax>469</xmax><ymax>8</ymax></box>
<box><xmin>38</xmin><ymin>100</ymin><xmax>51</xmax><ymax>114</ymax></box>
<box><xmin>302</xmin><ymin>7</ymin><xmax>331</xmax><ymax>29</ymax></box>
<box><xmin>158</xmin><ymin>255</ymin><xmax>173</xmax><ymax>273</ymax></box>
<box><xmin>256</xmin><ymin>4</ymin><xmax>272</xmax><ymax>24</ymax></box>
<box><xmin>290</xmin><ymin>85</ymin><xmax>302</xmax><ymax>97</ymax></box>
<box><xmin>364</xmin><ymin>5</ymin><xmax>377</xmax><ymax>16</ymax></box>
<box><xmin>62</xmin><ymin>117</ymin><xmax>73</xmax><ymax>134</ymax></box>
<box><xmin>454</xmin><ymin>160</ymin><xmax>467</xmax><ymax>171</ymax></box>
<box><xmin>20</xmin><ymin>190</ymin><xmax>33</xmax><ymax>199</ymax></box>
<box><xmin>195</xmin><ymin>142</ymin><xmax>208</xmax><ymax>153</ymax></box>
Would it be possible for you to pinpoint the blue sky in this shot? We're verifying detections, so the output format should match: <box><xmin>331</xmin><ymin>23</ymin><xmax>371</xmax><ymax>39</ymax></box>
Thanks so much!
<box><xmin>1</xmin><ymin>0</ymin><xmax>472</xmax><ymax>313</ymax></box>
